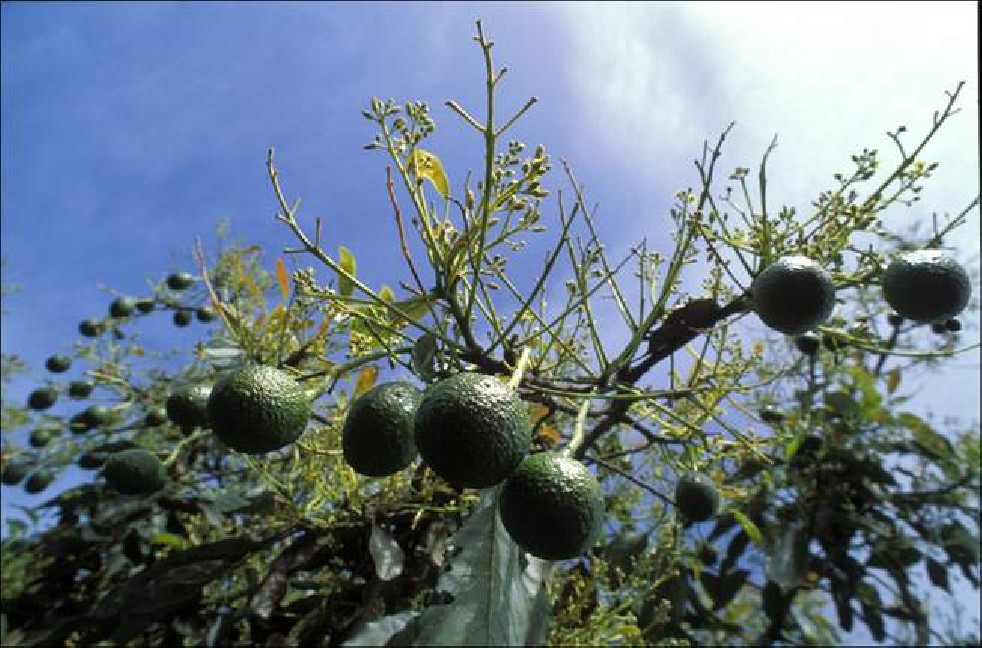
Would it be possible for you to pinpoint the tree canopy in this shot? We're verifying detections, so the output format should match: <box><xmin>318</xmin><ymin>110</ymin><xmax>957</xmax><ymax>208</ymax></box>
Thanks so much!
<box><xmin>1</xmin><ymin>21</ymin><xmax>979</xmax><ymax>647</ymax></box>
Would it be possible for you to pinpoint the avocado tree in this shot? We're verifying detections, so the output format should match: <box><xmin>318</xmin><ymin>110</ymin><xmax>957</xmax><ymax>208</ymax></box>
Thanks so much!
<box><xmin>1</xmin><ymin>21</ymin><xmax>979</xmax><ymax>646</ymax></box>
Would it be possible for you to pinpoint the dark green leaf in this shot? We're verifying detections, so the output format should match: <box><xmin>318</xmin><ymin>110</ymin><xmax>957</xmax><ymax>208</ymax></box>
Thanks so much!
<box><xmin>925</xmin><ymin>557</ymin><xmax>949</xmax><ymax>592</ymax></box>
<box><xmin>721</xmin><ymin>530</ymin><xmax>749</xmax><ymax>574</ymax></box>
<box><xmin>861</xmin><ymin>602</ymin><xmax>885</xmax><ymax>642</ymax></box>
<box><xmin>700</xmin><ymin>569</ymin><xmax>749</xmax><ymax>611</ymax></box>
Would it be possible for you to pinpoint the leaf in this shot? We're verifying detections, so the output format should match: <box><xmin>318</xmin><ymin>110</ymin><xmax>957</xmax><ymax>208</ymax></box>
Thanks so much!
<box><xmin>885</xmin><ymin>367</ymin><xmax>902</xmax><ymax>395</ymax></box>
<box><xmin>149</xmin><ymin>533</ymin><xmax>189</xmax><ymax>549</ymax></box>
<box><xmin>767</xmin><ymin>524</ymin><xmax>809</xmax><ymax>590</ymax></box>
<box><xmin>342</xmin><ymin>611</ymin><xmax>420</xmax><ymax>647</ymax></box>
<box><xmin>411</xmin><ymin>488</ymin><xmax>552</xmax><ymax>646</ymax></box>
<box><xmin>379</xmin><ymin>285</ymin><xmax>396</xmax><ymax>302</ymax></box>
<box><xmin>861</xmin><ymin>602</ymin><xmax>886</xmax><ymax>642</ymax></box>
<box><xmin>409</xmin><ymin>149</ymin><xmax>450</xmax><ymax>200</ymax></box>
<box><xmin>925</xmin><ymin>557</ymin><xmax>950</xmax><ymax>592</ymax></box>
<box><xmin>369</xmin><ymin>524</ymin><xmax>405</xmax><ymax>581</ymax></box>
<box><xmin>700</xmin><ymin>569</ymin><xmax>749</xmax><ymax>611</ymax></box>
<box><xmin>731</xmin><ymin>510</ymin><xmax>763</xmax><ymax>547</ymax></box>
<box><xmin>355</xmin><ymin>365</ymin><xmax>379</xmax><ymax>398</ymax></box>
<box><xmin>411</xmin><ymin>334</ymin><xmax>437</xmax><ymax>383</ymax></box>
<box><xmin>338</xmin><ymin>246</ymin><xmax>357</xmax><ymax>297</ymax></box>
<box><xmin>251</xmin><ymin>535</ymin><xmax>320</xmax><ymax>621</ymax></box>
<box><xmin>275</xmin><ymin>258</ymin><xmax>290</xmax><ymax>301</ymax></box>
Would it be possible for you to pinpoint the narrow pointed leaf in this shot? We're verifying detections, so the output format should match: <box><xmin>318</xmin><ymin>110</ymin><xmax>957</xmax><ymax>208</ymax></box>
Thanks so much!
<box><xmin>275</xmin><ymin>258</ymin><xmax>290</xmax><ymax>301</ymax></box>
<box><xmin>339</xmin><ymin>246</ymin><xmax>357</xmax><ymax>297</ymax></box>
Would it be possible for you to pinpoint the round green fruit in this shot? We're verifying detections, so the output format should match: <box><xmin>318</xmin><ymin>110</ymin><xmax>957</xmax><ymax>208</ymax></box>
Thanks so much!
<box><xmin>931</xmin><ymin>321</ymin><xmax>948</xmax><ymax>335</ymax></box>
<box><xmin>794</xmin><ymin>332</ymin><xmax>821</xmax><ymax>357</ymax></box>
<box><xmin>45</xmin><ymin>355</ymin><xmax>72</xmax><ymax>373</ymax></box>
<box><xmin>166</xmin><ymin>384</ymin><xmax>212</xmax><ymax>429</ymax></box>
<box><xmin>28</xmin><ymin>387</ymin><xmax>57</xmax><ymax>411</ymax></box>
<box><xmin>68</xmin><ymin>381</ymin><xmax>95</xmax><ymax>399</ymax></box>
<box><xmin>882</xmin><ymin>250</ymin><xmax>970</xmax><ymax>323</ymax></box>
<box><xmin>173</xmin><ymin>310</ymin><xmax>192</xmax><ymax>327</ymax></box>
<box><xmin>70</xmin><ymin>411</ymin><xmax>96</xmax><ymax>435</ymax></box>
<box><xmin>2</xmin><ymin>462</ymin><xmax>30</xmax><ymax>486</ymax></box>
<box><xmin>207</xmin><ymin>365</ymin><xmax>311</xmax><ymax>454</ymax></box>
<box><xmin>143</xmin><ymin>407</ymin><xmax>168</xmax><ymax>427</ymax></box>
<box><xmin>759</xmin><ymin>405</ymin><xmax>785</xmax><ymax>424</ymax></box>
<box><xmin>83</xmin><ymin>405</ymin><xmax>114</xmax><ymax>428</ymax></box>
<box><xmin>196</xmin><ymin>306</ymin><xmax>217</xmax><ymax>323</ymax></box>
<box><xmin>945</xmin><ymin>318</ymin><xmax>962</xmax><ymax>333</ymax></box>
<box><xmin>343</xmin><ymin>381</ymin><xmax>423</xmax><ymax>477</ymax></box>
<box><xmin>24</xmin><ymin>469</ymin><xmax>54</xmax><ymax>494</ymax></box>
<box><xmin>166</xmin><ymin>272</ymin><xmax>195</xmax><ymax>291</ymax></box>
<box><xmin>109</xmin><ymin>296</ymin><xmax>137</xmax><ymax>318</ymax></box>
<box><xmin>135</xmin><ymin>298</ymin><xmax>156</xmax><ymax>314</ymax></box>
<box><xmin>675</xmin><ymin>472</ymin><xmax>720</xmax><ymax>523</ymax></box>
<box><xmin>78</xmin><ymin>319</ymin><xmax>103</xmax><ymax>338</ymax></box>
<box><xmin>751</xmin><ymin>256</ymin><xmax>835</xmax><ymax>335</ymax></box>
<box><xmin>414</xmin><ymin>372</ymin><xmax>532</xmax><ymax>489</ymax></box>
<box><xmin>499</xmin><ymin>452</ymin><xmax>605</xmax><ymax>560</ymax></box>
<box><xmin>102</xmin><ymin>449</ymin><xmax>166</xmax><ymax>495</ymax></box>
<box><xmin>78</xmin><ymin>451</ymin><xmax>107</xmax><ymax>470</ymax></box>
<box><xmin>29</xmin><ymin>426</ymin><xmax>56</xmax><ymax>448</ymax></box>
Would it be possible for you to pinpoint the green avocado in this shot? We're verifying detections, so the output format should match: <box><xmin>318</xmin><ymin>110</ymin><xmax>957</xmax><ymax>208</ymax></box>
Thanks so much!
<box><xmin>343</xmin><ymin>381</ymin><xmax>422</xmax><ymax>477</ymax></box>
<box><xmin>414</xmin><ymin>372</ymin><xmax>532</xmax><ymax>489</ymax></box>
<box><xmin>166</xmin><ymin>384</ymin><xmax>212</xmax><ymax>430</ymax></box>
<box><xmin>882</xmin><ymin>250</ymin><xmax>970</xmax><ymax>323</ymax></box>
<box><xmin>499</xmin><ymin>452</ymin><xmax>605</xmax><ymax>560</ymax></box>
<box><xmin>102</xmin><ymin>449</ymin><xmax>166</xmax><ymax>495</ymax></box>
<box><xmin>675</xmin><ymin>472</ymin><xmax>720</xmax><ymax>523</ymax></box>
<box><xmin>207</xmin><ymin>365</ymin><xmax>311</xmax><ymax>454</ymax></box>
<box><xmin>751</xmin><ymin>256</ymin><xmax>835</xmax><ymax>335</ymax></box>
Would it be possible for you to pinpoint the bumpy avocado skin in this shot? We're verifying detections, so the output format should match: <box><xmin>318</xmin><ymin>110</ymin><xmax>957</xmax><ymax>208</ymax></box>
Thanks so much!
<box><xmin>103</xmin><ymin>449</ymin><xmax>166</xmax><ymax>495</ymax></box>
<box><xmin>499</xmin><ymin>452</ymin><xmax>605</xmax><ymax>560</ymax></box>
<box><xmin>882</xmin><ymin>250</ymin><xmax>970</xmax><ymax>323</ymax></box>
<box><xmin>166</xmin><ymin>384</ymin><xmax>213</xmax><ymax>429</ymax></box>
<box><xmin>414</xmin><ymin>372</ymin><xmax>532</xmax><ymax>489</ymax></box>
<box><xmin>675</xmin><ymin>471</ymin><xmax>720</xmax><ymax>523</ymax></box>
<box><xmin>207</xmin><ymin>365</ymin><xmax>311</xmax><ymax>454</ymax></box>
<box><xmin>343</xmin><ymin>382</ymin><xmax>423</xmax><ymax>477</ymax></box>
<box><xmin>751</xmin><ymin>256</ymin><xmax>835</xmax><ymax>336</ymax></box>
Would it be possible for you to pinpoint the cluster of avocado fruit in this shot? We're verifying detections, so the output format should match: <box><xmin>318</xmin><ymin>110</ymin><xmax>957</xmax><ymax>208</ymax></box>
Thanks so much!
<box><xmin>341</xmin><ymin>372</ymin><xmax>722</xmax><ymax>561</ymax></box>
<box><xmin>76</xmin><ymin>271</ymin><xmax>216</xmax><ymax>338</ymax></box>
<box><xmin>750</xmin><ymin>250</ymin><xmax>970</xmax><ymax>339</ymax></box>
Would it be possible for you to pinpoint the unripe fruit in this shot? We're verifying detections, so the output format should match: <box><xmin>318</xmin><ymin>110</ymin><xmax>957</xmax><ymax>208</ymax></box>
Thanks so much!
<box><xmin>882</xmin><ymin>250</ymin><xmax>970</xmax><ymax>323</ymax></box>
<box><xmin>68</xmin><ymin>381</ymin><xmax>95</xmax><ymax>399</ymax></box>
<box><xmin>166</xmin><ymin>272</ymin><xmax>195</xmax><ymax>290</ymax></box>
<box><xmin>24</xmin><ymin>469</ymin><xmax>55</xmax><ymax>494</ymax></box>
<box><xmin>675</xmin><ymin>472</ymin><xmax>720</xmax><ymax>522</ymax></box>
<box><xmin>79</xmin><ymin>319</ymin><xmax>102</xmax><ymax>338</ymax></box>
<box><xmin>196</xmin><ymin>306</ymin><xmax>217</xmax><ymax>323</ymax></box>
<box><xmin>109</xmin><ymin>296</ymin><xmax>137</xmax><ymax>318</ymax></box>
<box><xmin>173</xmin><ymin>310</ymin><xmax>193</xmax><ymax>327</ymax></box>
<box><xmin>751</xmin><ymin>256</ymin><xmax>835</xmax><ymax>336</ymax></box>
<box><xmin>102</xmin><ymin>449</ymin><xmax>167</xmax><ymax>495</ymax></box>
<box><xmin>45</xmin><ymin>355</ymin><xmax>72</xmax><ymax>373</ymax></box>
<box><xmin>794</xmin><ymin>332</ymin><xmax>821</xmax><ymax>356</ymax></box>
<box><xmin>135</xmin><ymin>299</ymin><xmax>156</xmax><ymax>314</ymax></box>
<box><xmin>28</xmin><ymin>387</ymin><xmax>57</xmax><ymax>411</ymax></box>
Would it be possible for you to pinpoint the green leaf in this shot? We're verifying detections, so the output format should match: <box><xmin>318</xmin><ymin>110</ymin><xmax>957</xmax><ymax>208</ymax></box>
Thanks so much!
<box><xmin>149</xmin><ymin>533</ymin><xmax>189</xmax><ymax>549</ymax></box>
<box><xmin>731</xmin><ymin>510</ymin><xmax>763</xmax><ymax>547</ymax></box>
<box><xmin>700</xmin><ymin>569</ymin><xmax>749</xmax><ymax>611</ymax></box>
<box><xmin>338</xmin><ymin>246</ymin><xmax>357</xmax><ymax>297</ymax></box>
<box><xmin>410</xmin><ymin>488</ymin><xmax>553</xmax><ymax>646</ymax></box>
<box><xmin>409</xmin><ymin>149</ymin><xmax>450</xmax><ymax>200</ymax></box>
<box><xmin>411</xmin><ymin>334</ymin><xmax>437</xmax><ymax>383</ymax></box>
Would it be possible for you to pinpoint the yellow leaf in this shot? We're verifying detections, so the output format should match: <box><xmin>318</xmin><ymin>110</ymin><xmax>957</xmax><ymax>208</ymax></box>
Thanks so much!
<box><xmin>338</xmin><ymin>246</ymin><xmax>356</xmax><ymax>297</ymax></box>
<box><xmin>886</xmin><ymin>367</ymin><xmax>902</xmax><ymax>395</ymax></box>
<box><xmin>409</xmin><ymin>149</ymin><xmax>450</xmax><ymax>200</ymax></box>
<box><xmin>731</xmin><ymin>509</ymin><xmax>764</xmax><ymax>547</ymax></box>
<box><xmin>354</xmin><ymin>365</ymin><xmax>379</xmax><ymax>397</ymax></box>
<box><xmin>537</xmin><ymin>423</ymin><xmax>561</xmax><ymax>444</ymax></box>
<box><xmin>529</xmin><ymin>403</ymin><xmax>550</xmax><ymax>423</ymax></box>
<box><xmin>275</xmin><ymin>258</ymin><xmax>290</xmax><ymax>301</ymax></box>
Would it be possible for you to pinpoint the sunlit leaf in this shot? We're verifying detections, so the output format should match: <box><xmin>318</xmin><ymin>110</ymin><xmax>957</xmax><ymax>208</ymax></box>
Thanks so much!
<box><xmin>338</xmin><ymin>246</ymin><xmax>357</xmax><ymax>297</ymax></box>
<box><xmin>275</xmin><ymin>258</ymin><xmax>290</xmax><ymax>301</ymax></box>
<box><xmin>409</xmin><ymin>148</ymin><xmax>450</xmax><ymax>200</ymax></box>
<box><xmin>369</xmin><ymin>524</ymin><xmax>405</xmax><ymax>581</ymax></box>
<box><xmin>731</xmin><ymin>510</ymin><xmax>763</xmax><ymax>547</ymax></box>
<box><xmin>379</xmin><ymin>285</ymin><xmax>396</xmax><ymax>302</ymax></box>
<box><xmin>354</xmin><ymin>365</ymin><xmax>379</xmax><ymax>397</ymax></box>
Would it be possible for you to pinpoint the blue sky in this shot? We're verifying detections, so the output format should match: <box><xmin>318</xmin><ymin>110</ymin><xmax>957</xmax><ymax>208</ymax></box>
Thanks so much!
<box><xmin>2</xmin><ymin>1</ymin><xmax>979</xmax><ymax>641</ymax></box>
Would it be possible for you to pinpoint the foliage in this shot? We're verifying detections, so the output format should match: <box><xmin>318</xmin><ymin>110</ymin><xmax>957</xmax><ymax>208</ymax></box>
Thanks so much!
<box><xmin>1</xmin><ymin>20</ymin><xmax>979</xmax><ymax>647</ymax></box>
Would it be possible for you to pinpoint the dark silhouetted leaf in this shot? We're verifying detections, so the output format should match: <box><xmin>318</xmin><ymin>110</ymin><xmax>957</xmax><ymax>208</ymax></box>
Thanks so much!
<box><xmin>700</xmin><ymin>569</ymin><xmax>749</xmax><ymax>611</ymax></box>
<box><xmin>925</xmin><ymin>557</ymin><xmax>949</xmax><ymax>592</ymax></box>
<box><xmin>721</xmin><ymin>530</ymin><xmax>749</xmax><ymax>574</ymax></box>
<box><xmin>861</xmin><ymin>602</ymin><xmax>885</xmax><ymax>642</ymax></box>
